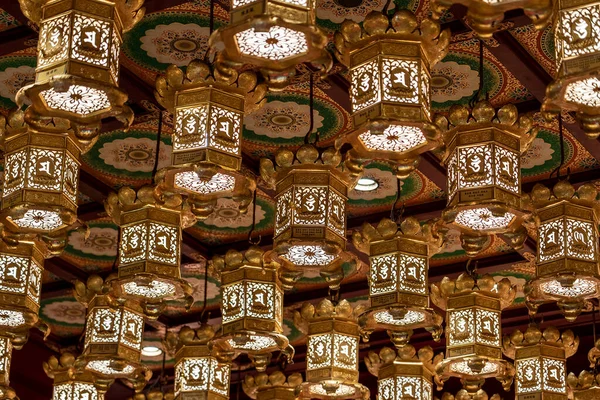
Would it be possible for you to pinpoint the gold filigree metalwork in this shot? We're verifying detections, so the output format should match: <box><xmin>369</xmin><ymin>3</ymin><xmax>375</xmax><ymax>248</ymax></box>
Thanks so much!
<box><xmin>0</xmin><ymin>336</ymin><xmax>17</xmax><ymax>400</ymax></box>
<box><xmin>210</xmin><ymin>247</ymin><xmax>293</xmax><ymax>372</ymax></box>
<box><xmin>567</xmin><ymin>339</ymin><xmax>600</xmax><ymax>400</ymax></box>
<box><xmin>154</xmin><ymin>60</ymin><xmax>266</xmax><ymax>218</ymax></box>
<box><xmin>16</xmin><ymin>0</ymin><xmax>142</xmax><ymax>137</ymax></box>
<box><xmin>44</xmin><ymin>352</ymin><xmax>107</xmax><ymax>399</ymax></box>
<box><xmin>503</xmin><ymin>325</ymin><xmax>578</xmax><ymax>399</ymax></box>
<box><xmin>294</xmin><ymin>299</ymin><xmax>370</xmax><ymax>399</ymax></box>
<box><xmin>435</xmin><ymin>101</ymin><xmax>537</xmax><ymax>256</ymax></box>
<box><xmin>74</xmin><ymin>276</ymin><xmax>151</xmax><ymax>388</ymax></box>
<box><xmin>542</xmin><ymin>0</ymin><xmax>600</xmax><ymax>138</ymax></box>
<box><xmin>431</xmin><ymin>0</ymin><xmax>552</xmax><ymax>38</ymax></box>
<box><xmin>352</xmin><ymin>217</ymin><xmax>444</xmax><ymax>348</ymax></box>
<box><xmin>242</xmin><ymin>371</ymin><xmax>303</xmax><ymax>400</ymax></box>
<box><xmin>430</xmin><ymin>273</ymin><xmax>516</xmax><ymax>395</ymax></box>
<box><xmin>208</xmin><ymin>0</ymin><xmax>331</xmax><ymax>90</ymax></box>
<box><xmin>365</xmin><ymin>345</ymin><xmax>443</xmax><ymax>400</ymax></box>
<box><xmin>524</xmin><ymin>180</ymin><xmax>600</xmax><ymax>321</ymax></box>
<box><xmin>335</xmin><ymin>10</ymin><xmax>449</xmax><ymax>178</ymax></box>
<box><xmin>260</xmin><ymin>144</ymin><xmax>360</xmax><ymax>290</ymax></box>
<box><xmin>164</xmin><ymin>325</ymin><xmax>231</xmax><ymax>400</ymax></box>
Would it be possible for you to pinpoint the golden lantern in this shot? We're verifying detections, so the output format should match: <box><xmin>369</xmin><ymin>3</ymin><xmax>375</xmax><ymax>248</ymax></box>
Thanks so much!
<box><xmin>524</xmin><ymin>181</ymin><xmax>600</xmax><ymax>321</ymax></box>
<box><xmin>44</xmin><ymin>352</ymin><xmax>105</xmax><ymax>400</ymax></box>
<box><xmin>503</xmin><ymin>325</ymin><xmax>578</xmax><ymax>400</ymax></box>
<box><xmin>154</xmin><ymin>60</ymin><xmax>267</xmax><ymax>218</ymax></box>
<box><xmin>352</xmin><ymin>217</ymin><xmax>444</xmax><ymax>348</ymax></box>
<box><xmin>542</xmin><ymin>0</ymin><xmax>600</xmax><ymax>138</ymax></box>
<box><xmin>210</xmin><ymin>247</ymin><xmax>293</xmax><ymax>372</ymax></box>
<box><xmin>567</xmin><ymin>339</ymin><xmax>600</xmax><ymax>400</ymax></box>
<box><xmin>104</xmin><ymin>186</ymin><xmax>195</xmax><ymax>319</ymax></box>
<box><xmin>436</xmin><ymin>389</ymin><xmax>501</xmax><ymax>400</ymax></box>
<box><xmin>128</xmin><ymin>391</ymin><xmax>174</xmax><ymax>400</ymax></box>
<box><xmin>435</xmin><ymin>101</ymin><xmax>537</xmax><ymax>256</ymax></box>
<box><xmin>0</xmin><ymin>109</ymin><xmax>81</xmax><ymax>249</ymax></box>
<box><xmin>260</xmin><ymin>144</ymin><xmax>359</xmax><ymax>290</ymax></box>
<box><xmin>242</xmin><ymin>371</ymin><xmax>303</xmax><ymax>400</ymax></box>
<box><xmin>430</xmin><ymin>0</ymin><xmax>552</xmax><ymax>38</ymax></box>
<box><xmin>208</xmin><ymin>0</ymin><xmax>331</xmax><ymax>90</ymax></box>
<box><xmin>163</xmin><ymin>325</ymin><xmax>231</xmax><ymax>400</ymax></box>
<box><xmin>0</xmin><ymin>336</ymin><xmax>17</xmax><ymax>400</ymax></box>
<box><xmin>334</xmin><ymin>10</ymin><xmax>449</xmax><ymax>178</ymax></box>
<box><xmin>0</xmin><ymin>238</ymin><xmax>45</xmax><ymax>348</ymax></box>
<box><xmin>430</xmin><ymin>273</ymin><xmax>516</xmax><ymax>395</ymax></box>
<box><xmin>365</xmin><ymin>345</ymin><xmax>443</xmax><ymax>400</ymax></box>
<box><xmin>74</xmin><ymin>276</ymin><xmax>150</xmax><ymax>388</ymax></box>
<box><xmin>15</xmin><ymin>0</ymin><xmax>142</xmax><ymax>136</ymax></box>
<box><xmin>294</xmin><ymin>299</ymin><xmax>370</xmax><ymax>399</ymax></box>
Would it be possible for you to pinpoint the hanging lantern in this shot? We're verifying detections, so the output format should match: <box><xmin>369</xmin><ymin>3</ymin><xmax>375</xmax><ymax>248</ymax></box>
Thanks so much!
<box><xmin>104</xmin><ymin>186</ymin><xmax>195</xmax><ymax>319</ymax></box>
<box><xmin>163</xmin><ymin>325</ymin><xmax>231</xmax><ymax>400</ymax></box>
<box><xmin>365</xmin><ymin>345</ymin><xmax>442</xmax><ymax>400</ymax></box>
<box><xmin>0</xmin><ymin>336</ymin><xmax>17</xmax><ymax>400</ymax></box>
<box><xmin>128</xmin><ymin>391</ymin><xmax>174</xmax><ymax>400</ymax></box>
<box><xmin>210</xmin><ymin>247</ymin><xmax>293</xmax><ymax>372</ymax></box>
<box><xmin>154</xmin><ymin>60</ymin><xmax>267</xmax><ymax>218</ymax></box>
<box><xmin>352</xmin><ymin>217</ymin><xmax>444</xmax><ymax>348</ymax></box>
<box><xmin>208</xmin><ymin>0</ymin><xmax>331</xmax><ymax>90</ymax></box>
<box><xmin>0</xmin><ymin>238</ymin><xmax>45</xmax><ymax>347</ymax></box>
<box><xmin>243</xmin><ymin>371</ymin><xmax>303</xmax><ymax>400</ymax></box>
<box><xmin>567</xmin><ymin>339</ymin><xmax>600</xmax><ymax>400</ymax></box>
<box><xmin>15</xmin><ymin>0</ymin><xmax>142</xmax><ymax>137</ymax></box>
<box><xmin>294</xmin><ymin>299</ymin><xmax>370</xmax><ymax>399</ymax></box>
<box><xmin>260</xmin><ymin>144</ymin><xmax>359</xmax><ymax>290</ymax></box>
<box><xmin>542</xmin><ymin>0</ymin><xmax>600</xmax><ymax>138</ymax></box>
<box><xmin>430</xmin><ymin>0</ymin><xmax>552</xmax><ymax>38</ymax></box>
<box><xmin>334</xmin><ymin>10</ymin><xmax>449</xmax><ymax>178</ymax></box>
<box><xmin>0</xmin><ymin>109</ymin><xmax>81</xmax><ymax>248</ymax></box>
<box><xmin>435</xmin><ymin>101</ymin><xmax>537</xmax><ymax>256</ymax></box>
<box><xmin>503</xmin><ymin>325</ymin><xmax>578</xmax><ymax>400</ymax></box>
<box><xmin>524</xmin><ymin>181</ymin><xmax>600</xmax><ymax>321</ymax></box>
<box><xmin>437</xmin><ymin>389</ymin><xmax>501</xmax><ymax>400</ymax></box>
<box><xmin>74</xmin><ymin>276</ymin><xmax>150</xmax><ymax>388</ymax></box>
<box><xmin>44</xmin><ymin>352</ymin><xmax>105</xmax><ymax>400</ymax></box>
<box><xmin>430</xmin><ymin>273</ymin><xmax>516</xmax><ymax>395</ymax></box>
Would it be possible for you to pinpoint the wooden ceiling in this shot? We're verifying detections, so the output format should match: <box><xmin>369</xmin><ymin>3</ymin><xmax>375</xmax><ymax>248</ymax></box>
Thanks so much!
<box><xmin>2</xmin><ymin>0</ymin><xmax>600</xmax><ymax>398</ymax></box>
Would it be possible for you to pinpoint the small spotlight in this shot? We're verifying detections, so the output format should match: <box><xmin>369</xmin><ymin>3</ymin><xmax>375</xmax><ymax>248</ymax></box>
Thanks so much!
<box><xmin>141</xmin><ymin>345</ymin><xmax>163</xmax><ymax>357</ymax></box>
<box><xmin>354</xmin><ymin>178</ymin><xmax>379</xmax><ymax>192</ymax></box>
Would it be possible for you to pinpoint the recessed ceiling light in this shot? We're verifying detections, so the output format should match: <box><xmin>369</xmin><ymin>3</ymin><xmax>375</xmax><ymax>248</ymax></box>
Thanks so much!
<box><xmin>141</xmin><ymin>345</ymin><xmax>163</xmax><ymax>357</ymax></box>
<box><xmin>354</xmin><ymin>178</ymin><xmax>379</xmax><ymax>192</ymax></box>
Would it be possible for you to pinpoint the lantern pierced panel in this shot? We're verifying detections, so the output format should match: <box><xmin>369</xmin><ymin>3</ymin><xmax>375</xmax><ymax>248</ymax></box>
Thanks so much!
<box><xmin>447</xmin><ymin>152</ymin><xmax>458</xmax><ymax>201</ymax></box>
<box><xmin>307</xmin><ymin>333</ymin><xmax>332</xmax><ymax>370</ymax></box>
<box><xmin>565</xmin><ymin>77</ymin><xmax>600</xmax><ymax>107</ymax></box>
<box><xmin>38</xmin><ymin>14</ymin><xmax>70</xmax><ymax>68</ymax></box>
<box><xmin>494</xmin><ymin>145</ymin><xmax>519</xmax><ymax>194</ymax></box>
<box><xmin>542</xmin><ymin>358</ymin><xmax>566</xmax><ymax>393</ymax></box>
<box><xmin>293</xmin><ymin>186</ymin><xmax>327</xmax><ymax>225</ymax></box>
<box><xmin>121</xmin><ymin>224</ymin><xmax>149</xmax><ymax>264</ymax></box>
<box><xmin>565</xmin><ymin>219</ymin><xmax>596</xmax><ymax>260</ymax></box>
<box><xmin>333</xmin><ymin>333</ymin><xmax>358</xmax><ymax>369</ymax></box>
<box><xmin>373</xmin><ymin>310</ymin><xmax>427</xmax><ymax>326</ymax></box>
<box><xmin>27</xmin><ymin>148</ymin><xmax>63</xmax><ymax>192</ymax></box>
<box><xmin>41</xmin><ymin>85</ymin><xmax>111</xmax><ymax>116</ymax></box>
<box><xmin>0</xmin><ymin>309</ymin><xmax>26</xmax><ymax>327</ymax></box>
<box><xmin>120</xmin><ymin>310</ymin><xmax>144</xmax><ymax>350</ymax></box>
<box><xmin>209</xmin><ymin>106</ymin><xmax>242</xmax><ymax>156</ymax></box>
<box><xmin>176</xmin><ymin>358</ymin><xmax>211</xmax><ymax>392</ymax></box>
<box><xmin>148</xmin><ymin>223</ymin><xmax>178</xmax><ymax>265</ymax></box>
<box><xmin>12</xmin><ymin>209</ymin><xmax>63</xmax><ymax>231</ymax></box>
<box><xmin>0</xmin><ymin>255</ymin><xmax>30</xmax><ymax>295</ymax></box>
<box><xmin>475</xmin><ymin>309</ymin><xmax>500</xmax><ymax>346</ymax></box>
<box><xmin>398</xmin><ymin>254</ymin><xmax>427</xmax><ymax>295</ymax></box>
<box><xmin>370</xmin><ymin>254</ymin><xmax>399</xmax><ymax>295</ymax></box>
<box><xmin>454</xmin><ymin>208</ymin><xmax>516</xmax><ymax>231</ymax></box>
<box><xmin>226</xmin><ymin>335</ymin><xmax>277</xmax><ymax>350</ymax></box>
<box><xmin>516</xmin><ymin>358</ymin><xmax>542</xmax><ymax>393</ymax></box>
<box><xmin>557</xmin><ymin>5</ymin><xmax>600</xmax><ymax>61</ymax></box>
<box><xmin>122</xmin><ymin>281</ymin><xmax>177</xmax><ymax>299</ymax></box>
<box><xmin>280</xmin><ymin>245</ymin><xmax>336</xmax><ymax>266</ymax></box>
<box><xmin>448</xmin><ymin>309</ymin><xmax>476</xmax><ymax>346</ymax></box>
<box><xmin>222</xmin><ymin>282</ymin><xmax>245</xmax><ymax>323</ymax></box>
<box><xmin>326</xmin><ymin>190</ymin><xmax>345</xmax><ymax>237</ymax></box>
<box><xmin>0</xmin><ymin>337</ymin><xmax>11</xmax><ymax>376</ymax></box>
<box><xmin>381</xmin><ymin>59</ymin><xmax>420</xmax><ymax>104</ymax></box>
<box><xmin>358</xmin><ymin>126</ymin><xmax>427</xmax><ymax>153</ymax></box>
<box><xmin>234</xmin><ymin>26</ymin><xmax>309</xmax><ymax>61</ymax></box>
<box><xmin>450</xmin><ymin>360</ymin><xmax>498</xmax><ymax>375</ymax></box>
<box><xmin>350</xmin><ymin>59</ymin><xmax>381</xmax><ymax>112</ymax></box>
<box><xmin>174</xmin><ymin>106</ymin><xmax>209</xmax><ymax>151</ymax></box>
<box><xmin>110</xmin><ymin>29</ymin><xmax>120</xmax><ymax>83</ymax></box>
<box><xmin>86</xmin><ymin>360</ymin><xmax>134</xmax><ymax>375</ymax></box>
<box><xmin>245</xmin><ymin>282</ymin><xmax>276</xmax><ymax>320</ymax></box>
<box><xmin>64</xmin><ymin>155</ymin><xmax>80</xmax><ymax>203</ymax></box>
<box><xmin>540</xmin><ymin>278</ymin><xmax>597</xmax><ymax>297</ymax></box>
<box><xmin>274</xmin><ymin>188</ymin><xmax>293</xmax><ymax>237</ymax></box>
<box><xmin>3</xmin><ymin>150</ymin><xmax>27</xmax><ymax>197</ymax></box>
<box><xmin>71</xmin><ymin>14</ymin><xmax>111</xmax><ymax>67</ymax></box>
<box><xmin>457</xmin><ymin>144</ymin><xmax>494</xmax><ymax>190</ymax></box>
<box><xmin>174</xmin><ymin>171</ymin><xmax>235</xmax><ymax>194</ymax></box>
<box><xmin>87</xmin><ymin>308</ymin><xmax>121</xmax><ymax>344</ymax></box>
<box><xmin>538</xmin><ymin>219</ymin><xmax>565</xmax><ymax>262</ymax></box>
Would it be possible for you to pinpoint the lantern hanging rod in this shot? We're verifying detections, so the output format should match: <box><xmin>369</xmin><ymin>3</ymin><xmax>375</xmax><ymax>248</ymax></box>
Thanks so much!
<box><xmin>248</xmin><ymin>189</ymin><xmax>261</xmax><ymax>245</ymax></box>
<box><xmin>303</xmin><ymin>71</ymin><xmax>317</xmax><ymax>145</ymax></box>
<box><xmin>469</xmin><ymin>39</ymin><xmax>487</xmax><ymax>108</ymax></box>
<box><xmin>390</xmin><ymin>177</ymin><xmax>404</xmax><ymax>223</ymax></box>
<box><xmin>549</xmin><ymin>114</ymin><xmax>570</xmax><ymax>182</ymax></box>
<box><xmin>151</xmin><ymin>108</ymin><xmax>163</xmax><ymax>180</ymax></box>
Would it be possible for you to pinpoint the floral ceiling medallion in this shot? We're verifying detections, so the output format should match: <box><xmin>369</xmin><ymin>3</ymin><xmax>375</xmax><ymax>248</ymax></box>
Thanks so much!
<box><xmin>140</xmin><ymin>22</ymin><xmax>210</xmax><ymax>66</ymax></box>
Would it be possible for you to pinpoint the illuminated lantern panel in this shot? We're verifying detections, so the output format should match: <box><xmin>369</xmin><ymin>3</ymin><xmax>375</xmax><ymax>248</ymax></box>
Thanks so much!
<box><xmin>0</xmin><ymin>336</ymin><xmax>15</xmax><ymax>396</ymax></box>
<box><xmin>80</xmin><ymin>296</ymin><xmax>146</xmax><ymax>379</ymax></box>
<box><xmin>1</xmin><ymin>127</ymin><xmax>80</xmax><ymax>234</ymax></box>
<box><xmin>526</xmin><ymin>182</ymin><xmax>600</xmax><ymax>321</ymax></box>
<box><xmin>53</xmin><ymin>382</ymin><xmax>103</xmax><ymax>400</ymax></box>
<box><xmin>0</xmin><ymin>241</ymin><xmax>43</xmax><ymax>336</ymax></box>
<box><xmin>378</xmin><ymin>375</ymin><xmax>432</xmax><ymax>400</ymax></box>
<box><xmin>296</xmin><ymin>299</ymin><xmax>369</xmax><ymax>399</ymax></box>
<box><xmin>174</xmin><ymin>348</ymin><xmax>230</xmax><ymax>400</ymax></box>
<box><xmin>16</xmin><ymin>0</ymin><xmax>140</xmax><ymax>124</ymax></box>
<box><xmin>211</xmin><ymin>248</ymin><xmax>290</xmax><ymax>372</ymax></box>
<box><xmin>242</xmin><ymin>371</ymin><xmax>304</xmax><ymax>400</ymax></box>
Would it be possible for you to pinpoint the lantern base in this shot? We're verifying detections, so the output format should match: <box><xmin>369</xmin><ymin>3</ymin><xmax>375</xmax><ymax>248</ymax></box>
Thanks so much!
<box><xmin>431</xmin><ymin>0</ymin><xmax>551</xmax><ymax>38</ymax></box>
<box><xmin>1</xmin><ymin>205</ymin><xmax>77</xmax><ymax>234</ymax></box>
<box><xmin>298</xmin><ymin>381</ymin><xmax>369</xmax><ymax>400</ymax></box>
<box><xmin>110</xmin><ymin>274</ymin><xmax>194</xmax><ymax>320</ymax></box>
<box><xmin>210</xmin><ymin>331</ymin><xmax>293</xmax><ymax>371</ymax></box>
<box><xmin>525</xmin><ymin>274</ymin><xmax>600</xmax><ymax>322</ymax></box>
<box><xmin>17</xmin><ymin>74</ymin><xmax>132</xmax><ymax>128</ymax></box>
<box><xmin>436</xmin><ymin>357</ymin><xmax>515</xmax><ymax>392</ymax></box>
<box><xmin>572</xmin><ymin>386</ymin><xmax>600</xmax><ymax>400</ymax></box>
<box><xmin>358</xmin><ymin>306</ymin><xmax>443</xmax><ymax>346</ymax></box>
<box><xmin>160</xmin><ymin>165</ymin><xmax>255</xmax><ymax>220</ymax></box>
<box><xmin>209</xmin><ymin>15</ymin><xmax>331</xmax><ymax>90</ymax></box>
<box><xmin>78</xmin><ymin>356</ymin><xmax>149</xmax><ymax>382</ymax></box>
<box><xmin>543</xmin><ymin>73</ymin><xmax>600</xmax><ymax>139</ymax></box>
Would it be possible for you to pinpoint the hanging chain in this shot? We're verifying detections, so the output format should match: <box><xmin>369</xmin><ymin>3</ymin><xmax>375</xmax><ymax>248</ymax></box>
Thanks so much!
<box><xmin>390</xmin><ymin>178</ymin><xmax>404</xmax><ymax>223</ymax></box>
<box><xmin>151</xmin><ymin>110</ymin><xmax>163</xmax><ymax>180</ymax></box>
<box><xmin>303</xmin><ymin>72</ymin><xmax>318</xmax><ymax>145</ymax></box>
<box><xmin>248</xmin><ymin>189</ymin><xmax>262</xmax><ymax>245</ymax></box>
<box><xmin>549</xmin><ymin>114</ymin><xmax>570</xmax><ymax>182</ymax></box>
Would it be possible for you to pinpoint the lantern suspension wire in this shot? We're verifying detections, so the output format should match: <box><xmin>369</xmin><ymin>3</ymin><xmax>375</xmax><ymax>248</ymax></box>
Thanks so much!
<box><xmin>303</xmin><ymin>72</ymin><xmax>317</xmax><ymax>145</ymax></box>
<box><xmin>151</xmin><ymin>110</ymin><xmax>163</xmax><ymax>180</ymax></box>
<box><xmin>199</xmin><ymin>256</ymin><xmax>210</xmax><ymax>323</ymax></box>
<box><xmin>469</xmin><ymin>39</ymin><xmax>486</xmax><ymax>108</ymax></box>
<box><xmin>549</xmin><ymin>115</ymin><xmax>570</xmax><ymax>182</ymax></box>
<box><xmin>248</xmin><ymin>189</ymin><xmax>262</xmax><ymax>245</ymax></box>
<box><xmin>390</xmin><ymin>178</ymin><xmax>404</xmax><ymax>223</ymax></box>
<box><xmin>466</xmin><ymin>258</ymin><xmax>479</xmax><ymax>290</ymax></box>
<box><xmin>204</xmin><ymin>0</ymin><xmax>215</xmax><ymax>61</ymax></box>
